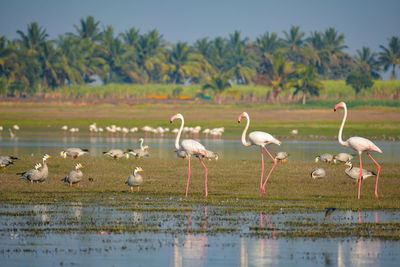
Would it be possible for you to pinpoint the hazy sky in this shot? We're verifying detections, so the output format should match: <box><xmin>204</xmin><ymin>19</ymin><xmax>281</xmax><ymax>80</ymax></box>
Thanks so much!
<box><xmin>1</xmin><ymin>0</ymin><xmax>399</xmax><ymax>55</ymax></box>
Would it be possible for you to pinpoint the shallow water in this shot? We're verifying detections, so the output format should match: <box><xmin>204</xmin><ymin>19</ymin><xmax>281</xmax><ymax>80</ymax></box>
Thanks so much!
<box><xmin>0</xmin><ymin>136</ymin><xmax>398</xmax><ymax>162</ymax></box>
<box><xmin>0</xmin><ymin>202</ymin><xmax>399</xmax><ymax>266</ymax></box>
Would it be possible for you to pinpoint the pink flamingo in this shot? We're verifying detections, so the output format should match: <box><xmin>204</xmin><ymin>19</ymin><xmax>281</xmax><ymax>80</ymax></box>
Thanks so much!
<box><xmin>170</xmin><ymin>113</ymin><xmax>213</xmax><ymax>198</ymax></box>
<box><xmin>238</xmin><ymin>112</ymin><xmax>281</xmax><ymax>196</ymax></box>
<box><xmin>334</xmin><ymin>101</ymin><xmax>382</xmax><ymax>199</ymax></box>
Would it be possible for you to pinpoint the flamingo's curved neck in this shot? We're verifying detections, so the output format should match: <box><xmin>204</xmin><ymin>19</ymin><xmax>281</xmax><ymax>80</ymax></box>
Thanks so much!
<box><xmin>175</xmin><ymin>116</ymin><xmax>184</xmax><ymax>150</ymax></box>
<box><xmin>241</xmin><ymin>115</ymin><xmax>252</xmax><ymax>147</ymax></box>
<box><xmin>139</xmin><ymin>139</ymin><xmax>144</xmax><ymax>150</ymax></box>
<box><xmin>338</xmin><ymin>105</ymin><xmax>348</xmax><ymax>147</ymax></box>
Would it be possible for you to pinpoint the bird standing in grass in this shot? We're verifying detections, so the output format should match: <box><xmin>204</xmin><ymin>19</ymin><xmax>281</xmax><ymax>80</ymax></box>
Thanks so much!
<box><xmin>63</xmin><ymin>163</ymin><xmax>84</xmax><ymax>187</ymax></box>
<box><xmin>17</xmin><ymin>163</ymin><xmax>42</xmax><ymax>184</ymax></box>
<box><xmin>334</xmin><ymin>101</ymin><xmax>382</xmax><ymax>199</ymax></box>
<box><xmin>333</xmin><ymin>153</ymin><xmax>354</xmax><ymax>164</ymax></box>
<box><xmin>275</xmin><ymin>152</ymin><xmax>288</xmax><ymax>163</ymax></box>
<box><xmin>126</xmin><ymin>167</ymin><xmax>144</xmax><ymax>193</ymax></box>
<box><xmin>0</xmin><ymin>155</ymin><xmax>18</xmax><ymax>170</ymax></box>
<box><xmin>170</xmin><ymin>113</ymin><xmax>214</xmax><ymax>198</ymax></box>
<box><xmin>344</xmin><ymin>161</ymin><xmax>376</xmax><ymax>182</ymax></box>
<box><xmin>238</xmin><ymin>112</ymin><xmax>281</xmax><ymax>196</ymax></box>
<box><xmin>38</xmin><ymin>154</ymin><xmax>51</xmax><ymax>182</ymax></box>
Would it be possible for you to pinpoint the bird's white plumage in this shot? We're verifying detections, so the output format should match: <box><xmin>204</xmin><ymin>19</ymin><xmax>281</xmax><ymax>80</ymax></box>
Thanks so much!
<box><xmin>346</xmin><ymin>136</ymin><xmax>382</xmax><ymax>153</ymax></box>
<box><xmin>181</xmin><ymin>139</ymin><xmax>207</xmax><ymax>157</ymax></box>
<box><xmin>249</xmin><ymin>131</ymin><xmax>277</xmax><ymax>146</ymax></box>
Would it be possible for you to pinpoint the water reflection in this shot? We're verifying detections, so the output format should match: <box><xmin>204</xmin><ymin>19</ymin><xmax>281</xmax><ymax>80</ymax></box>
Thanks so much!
<box><xmin>171</xmin><ymin>205</ymin><xmax>208</xmax><ymax>267</ymax></box>
<box><xmin>0</xmin><ymin>137</ymin><xmax>398</xmax><ymax>162</ymax></box>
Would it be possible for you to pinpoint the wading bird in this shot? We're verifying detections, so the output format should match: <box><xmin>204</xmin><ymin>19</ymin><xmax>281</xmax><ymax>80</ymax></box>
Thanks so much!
<box><xmin>334</xmin><ymin>101</ymin><xmax>382</xmax><ymax>199</ymax></box>
<box><xmin>238</xmin><ymin>112</ymin><xmax>281</xmax><ymax>196</ymax></box>
<box><xmin>63</xmin><ymin>163</ymin><xmax>84</xmax><ymax>187</ymax></box>
<box><xmin>128</xmin><ymin>138</ymin><xmax>150</xmax><ymax>158</ymax></box>
<box><xmin>170</xmin><ymin>113</ymin><xmax>215</xmax><ymax>198</ymax></box>
<box><xmin>126</xmin><ymin>167</ymin><xmax>144</xmax><ymax>193</ymax></box>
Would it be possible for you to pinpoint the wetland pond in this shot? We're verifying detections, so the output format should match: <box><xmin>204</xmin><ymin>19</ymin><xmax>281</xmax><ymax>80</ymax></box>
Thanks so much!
<box><xmin>1</xmin><ymin>137</ymin><xmax>399</xmax><ymax>266</ymax></box>
<box><xmin>1</xmin><ymin>200</ymin><xmax>400</xmax><ymax>267</ymax></box>
<box><xmin>0</xmin><ymin>136</ymin><xmax>398</xmax><ymax>162</ymax></box>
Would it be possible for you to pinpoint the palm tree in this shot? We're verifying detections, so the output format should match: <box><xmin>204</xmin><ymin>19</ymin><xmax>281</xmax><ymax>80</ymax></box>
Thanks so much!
<box><xmin>208</xmin><ymin>36</ymin><xmax>228</xmax><ymax>74</ymax></box>
<box><xmin>256</xmin><ymin>32</ymin><xmax>282</xmax><ymax>57</ymax></box>
<box><xmin>256</xmin><ymin>52</ymin><xmax>295</xmax><ymax>102</ymax></box>
<box><xmin>39</xmin><ymin>41</ymin><xmax>61</xmax><ymax>89</ymax></box>
<box><xmin>136</xmin><ymin>29</ymin><xmax>166</xmax><ymax>83</ymax></box>
<box><xmin>202</xmin><ymin>73</ymin><xmax>231</xmax><ymax>104</ymax></box>
<box><xmin>354</xmin><ymin>46</ymin><xmax>380</xmax><ymax>79</ymax></box>
<box><xmin>282</xmin><ymin>25</ymin><xmax>306</xmax><ymax>64</ymax></box>
<box><xmin>293</xmin><ymin>64</ymin><xmax>324</xmax><ymax>104</ymax></box>
<box><xmin>16</xmin><ymin>22</ymin><xmax>49</xmax><ymax>51</ymax></box>
<box><xmin>72</xmin><ymin>16</ymin><xmax>101</xmax><ymax>42</ymax></box>
<box><xmin>378</xmin><ymin>36</ymin><xmax>400</xmax><ymax>80</ymax></box>
<box><xmin>225</xmin><ymin>31</ymin><xmax>257</xmax><ymax>84</ymax></box>
<box><xmin>164</xmin><ymin>41</ymin><xmax>203</xmax><ymax>84</ymax></box>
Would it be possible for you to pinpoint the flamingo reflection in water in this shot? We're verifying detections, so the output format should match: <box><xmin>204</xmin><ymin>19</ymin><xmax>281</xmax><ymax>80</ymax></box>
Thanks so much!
<box><xmin>171</xmin><ymin>205</ymin><xmax>208</xmax><ymax>267</ymax></box>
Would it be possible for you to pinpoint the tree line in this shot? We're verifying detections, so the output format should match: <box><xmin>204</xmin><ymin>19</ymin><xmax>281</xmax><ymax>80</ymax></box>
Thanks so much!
<box><xmin>0</xmin><ymin>16</ymin><xmax>399</xmax><ymax>103</ymax></box>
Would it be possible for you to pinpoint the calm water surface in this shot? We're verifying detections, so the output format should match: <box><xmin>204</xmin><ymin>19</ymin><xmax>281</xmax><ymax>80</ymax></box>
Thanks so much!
<box><xmin>0</xmin><ymin>136</ymin><xmax>398</xmax><ymax>162</ymax></box>
<box><xmin>0</xmin><ymin>203</ymin><xmax>399</xmax><ymax>267</ymax></box>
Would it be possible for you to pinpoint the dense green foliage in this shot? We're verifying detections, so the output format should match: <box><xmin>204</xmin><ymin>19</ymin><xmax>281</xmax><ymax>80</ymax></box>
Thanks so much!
<box><xmin>1</xmin><ymin>16</ymin><xmax>400</xmax><ymax>103</ymax></box>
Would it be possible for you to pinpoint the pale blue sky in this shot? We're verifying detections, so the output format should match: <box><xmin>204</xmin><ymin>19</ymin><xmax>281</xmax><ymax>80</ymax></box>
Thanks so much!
<box><xmin>0</xmin><ymin>0</ymin><xmax>399</xmax><ymax>56</ymax></box>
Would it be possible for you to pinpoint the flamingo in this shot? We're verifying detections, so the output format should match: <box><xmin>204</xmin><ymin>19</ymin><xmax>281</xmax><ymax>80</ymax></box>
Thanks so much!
<box><xmin>238</xmin><ymin>112</ymin><xmax>281</xmax><ymax>196</ymax></box>
<box><xmin>170</xmin><ymin>113</ymin><xmax>214</xmax><ymax>198</ymax></box>
<box><xmin>334</xmin><ymin>101</ymin><xmax>382</xmax><ymax>199</ymax></box>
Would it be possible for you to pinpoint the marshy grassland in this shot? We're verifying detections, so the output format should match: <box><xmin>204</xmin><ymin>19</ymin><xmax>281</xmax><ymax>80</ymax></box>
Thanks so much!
<box><xmin>0</xmin><ymin>102</ymin><xmax>399</xmax><ymax>238</ymax></box>
<box><xmin>1</xmin><ymin>102</ymin><xmax>399</xmax><ymax>139</ymax></box>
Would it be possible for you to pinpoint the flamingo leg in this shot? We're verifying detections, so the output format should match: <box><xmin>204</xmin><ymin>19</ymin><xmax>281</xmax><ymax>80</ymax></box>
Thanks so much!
<box><xmin>262</xmin><ymin>147</ymin><xmax>277</xmax><ymax>194</ymax></box>
<box><xmin>260</xmin><ymin>147</ymin><xmax>264</xmax><ymax>196</ymax></box>
<box><xmin>367</xmin><ymin>152</ymin><xmax>381</xmax><ymax>199</ymax></box>
<box><xmin>358</xmin><ymin>152</ymin><xmax>362</xmax><ymax>199</ymax></box>
<box><xmin>198</xmin><ymin>157</ymin><xmax>208</xmax><ymax>197</ymax></box>
<box><xmin>186</xmin><ymin>156</ymin><xmax>191</xmax><ymax>198</ymax></box>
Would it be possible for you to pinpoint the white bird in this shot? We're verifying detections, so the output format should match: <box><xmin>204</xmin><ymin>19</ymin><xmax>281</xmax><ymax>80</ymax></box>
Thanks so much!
<box><xmin>60</xmin><ymin>148</ymin><xmax>89</xmax><ymax>159</ymax></box>
<box><xmin>13</xmin><ymin>125</ymin><xmax>20</xmax><ymax>131</ymax></box>
<box><xmin>170</xmin><ymin>113</ymin><xmax>215</xmax><ymax>198</ymax></box>
<box><xmin>103</xmin><ymin>149</ymin><xmax>129</xmax><ymax>160</ymax></box>
<box><xmin>333</xmin><ymin>153</ymin><xmax>354</xmax><ymax>164</ymax></box>
<box><xmin>238</xmin><ymin>112</ymin><xmax>281</xmax><ymax>196</ymax></box>
<box><xmin>8</xmin><ymin>128</ymin><xmax>15</xmax><ymax>138</ymax></box>
<box><xmin>63</xmin><ymin>163</ymin><xmax>84</xmax><ymax>187</ymax></box>
<box><xmin>126</xmin><ymin>167</ymin><xmax>144</xmax><ymax>193</ymax></box>
<box><xmin>315</xmin><ymin>153</ymin><xmax>334</xmax><ymax>163</ymax></box>
<box><xmin>344</xmin><ymin>161</ymin><xmax>376</xmax><ymax>182</ymax></box>
<box><xmin>334</xmin><ymin>101</ymin><xmax>382</xmax><ymax>199</ymax></box>
<box><xmin>291</xmin><ymin>129</ymin><xmax>298</xmax><ymax>135</ymax></box>
<box><xmin>128</xmin><ymin>138</ymin><xmax>150</xmax><ymax>158</ymax></box>
<box><xmin>311</xmin><ymin>168</ymin><xmax>326</xmax><ymax>179</ymax></box>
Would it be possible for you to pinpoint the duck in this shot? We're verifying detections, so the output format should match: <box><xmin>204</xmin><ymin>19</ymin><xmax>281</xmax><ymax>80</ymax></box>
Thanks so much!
<box><xmin>60</xmin><ymin>148</ymin><xmax>89</xmax><ymax>159</ymax></box>
<box><xmin>0</xmin><ymin>155</ymin><xmax>18</xmax><ymax>170</ymax></box>
<box><xmin>315</xmin><ymin>153</ymin><xmax>333</xmax><ymax>163</ymax></box>
<box><xmin>333</xmin><ymin>153</ymin><xmax>354</xmax><ymax>164</ymax></box>
<box><xmin>17</xmin><ymin>163</ymin><xmax>42</xmax><ymax>184</ymax></box>
<box><xmin>126</xmin><ymin>167</ymin><xmax>144</xmax><ymax>193</ymax></box>
<box><xmin>63</xmin><ymin>163</ymin><xmax>84</xmax><ymax>187</ymax></box>
<box><xmin>311</xmin><ymin>168</ymin><xmax>326</xmax><ymax>179</ymax></box>
<box><xmin>344</xmin><ymin>161</ymin><xmax>376</xmax><ymax>182</ymax></box>
<box><xmin>275</xmin><ymin>152</ymin><xmax>289</xmax><ymax>163</ymax></box>
<box><xmin>103</xmin><ymin>149</ymin><xmax>129</xmax><ymax>160</ymax></box>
